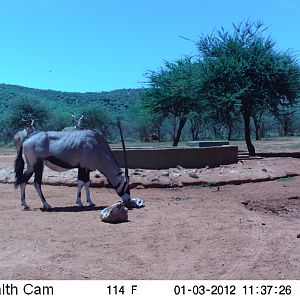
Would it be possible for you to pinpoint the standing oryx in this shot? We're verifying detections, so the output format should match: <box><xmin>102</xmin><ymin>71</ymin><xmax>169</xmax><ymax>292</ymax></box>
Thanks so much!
<box><xmin>14</xmin><ymin>126</ymin><xmax>142</xmax><ymax>210</ymax></box>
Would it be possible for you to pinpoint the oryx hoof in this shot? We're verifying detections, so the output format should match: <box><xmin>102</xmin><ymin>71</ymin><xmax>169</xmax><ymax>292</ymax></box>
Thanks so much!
<box><xmin>43</xmin><ymin>205</ymin><xmax>52</xmax><ymax>211</ymax></box>
<box><xmin>123</xmin><ymin>198</ymin><xmax>144</xmax><ymax>209</ymax></box>
<box><xmin>76</xmin><ymin>203</ymin><xmax>83</xmax><ymax>208</ymax></box>
<box><xmin>88</xmin><ymin>202</ymin><xmax>95</xmax><ymax>207</ymax></box>
<box><xmin>23</xmin><ymin>206</ymin><xmax>30</xmax><ymax>210</ymax></box>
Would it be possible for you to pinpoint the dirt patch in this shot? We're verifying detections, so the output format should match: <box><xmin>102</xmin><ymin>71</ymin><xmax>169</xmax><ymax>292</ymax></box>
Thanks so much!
<box><xmin>244</xmin><ymin>196</ymin><xmax>300</xmax><ymax>218</ymax></box>
<box><xmin>0</xmin><ymin>158</ymin><xmax>300</xmax><ymax>280</ymax></box>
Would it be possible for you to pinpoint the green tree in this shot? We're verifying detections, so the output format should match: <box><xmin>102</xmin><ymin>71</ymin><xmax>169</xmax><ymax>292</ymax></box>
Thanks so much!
<box><xmin>44</xmin><ymin>112</ymin><xmax>70</xmax><ymax>131</ymax></box>
<box><xmin>82</xmin><ymin>103</ymin><xmax>113</xmax><ymax>137</ymax></box>
<box><xmin>197</xmin><ymin>20</ymin><xmax>300</xmax><ymax>155</ymax></box>
<box><xmin>7</xmin><ymin>96</ymin><xmax>50</xmax><ymax>130</ymax></box>
<box><xmin>128</xmin><ymin>102</ymin><xmax>166</xmax><ymax>142</ymax></box>
<box><xmin>143</xmin><ymin>58</ymin><xmax>201</xmax><ymax>146</ymax></box>
<box><xmin>188</xmin><ymin>111</ymin><xmax>208</xmax><ymax>141</ymax></box>
<box><xmin>274</xmin><ymin>107</ymin><xmax>296</xmax><ymax>136</ymax></box>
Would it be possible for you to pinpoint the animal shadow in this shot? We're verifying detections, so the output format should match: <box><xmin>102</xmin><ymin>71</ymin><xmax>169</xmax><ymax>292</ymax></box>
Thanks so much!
<box><xmin>40</xmin><ymin>205</ymin><xmax>106</xmax><ymax>213</ymax></box>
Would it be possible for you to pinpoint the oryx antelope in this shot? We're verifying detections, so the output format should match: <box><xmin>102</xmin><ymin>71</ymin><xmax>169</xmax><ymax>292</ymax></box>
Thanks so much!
<box><xmin>14</xmin><ymin>117</ymin><xmax>36</xmax><ymax>153</ymax></box>
<box><xmin>61</xmin><ymin>111</ymin><xmax>93</xmax><ymax>206</ymax></box>
<box><xmin>63</xmin><ymin>112</ymin><xmax>85</xmax><ymax>131</ymax></box>
<box><xmin>14</xmin><ymin>125</ymin><xmax>139</xmax><ymax>210</ymax></box>
<box><xmin>61</xmin><ymin>112</ymin><xmax>93</xmax><ymax>207</ymax></box>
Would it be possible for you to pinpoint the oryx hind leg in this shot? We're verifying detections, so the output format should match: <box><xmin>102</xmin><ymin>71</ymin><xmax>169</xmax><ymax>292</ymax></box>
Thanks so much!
<box><xmin>77</xmin><ymin>168</ymin><xmax>94</xmax><ymax>207</ymax></box>
<box><xmin>20</xmin><ymin>170</ymin><xmax>34</xmax><ymax>210</ymax></box>
<box><xmin>33</xmin><ymin>161</ymin><xmax>51</xmax><ymax>210</ymax></box>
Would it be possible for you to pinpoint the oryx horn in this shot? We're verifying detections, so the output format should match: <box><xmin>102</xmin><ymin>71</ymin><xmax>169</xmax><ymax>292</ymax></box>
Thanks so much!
<box><xmin>117</xmin><ymin>119</ymin><xmax>128</xmax><ymax>179</ymax></box>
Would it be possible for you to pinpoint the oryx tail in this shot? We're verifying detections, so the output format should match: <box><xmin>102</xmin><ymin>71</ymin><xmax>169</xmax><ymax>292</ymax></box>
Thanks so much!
<box><xmin>14</xmin><ymin>146</ymin><xmax>25</xmax><ymax>188</ymax></box>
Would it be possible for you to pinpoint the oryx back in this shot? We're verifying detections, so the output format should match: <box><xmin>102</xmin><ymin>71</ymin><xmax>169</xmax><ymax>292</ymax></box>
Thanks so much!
<box><xmin>22</xmin><ymin>129</ymin><xmax>120</xmax><ymax>175</ymax></box>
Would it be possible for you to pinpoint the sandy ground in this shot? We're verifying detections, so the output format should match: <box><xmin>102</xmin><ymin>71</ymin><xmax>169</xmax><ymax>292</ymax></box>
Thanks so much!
<box><xmin>0</xmin><ymin>140</ymin><xmax>300</xmax><ymax>280</ymax></box>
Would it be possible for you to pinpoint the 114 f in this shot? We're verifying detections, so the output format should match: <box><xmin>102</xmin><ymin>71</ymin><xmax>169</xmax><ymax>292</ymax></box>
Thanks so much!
<box><xmin>107</xmin><ymin>285</ymin><xmax>138</xmax><ymax>295</ymax></box>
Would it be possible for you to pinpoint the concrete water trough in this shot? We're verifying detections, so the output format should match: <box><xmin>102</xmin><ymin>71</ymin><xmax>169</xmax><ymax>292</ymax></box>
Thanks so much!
<box><xmin>112</xmin><ymin>145</ymin><xmax>238</xmax><ymax>169</ymax></box>
<box><xmin>186</xmin><ymin>140</ymin><xmax>230</xmax><ymax>147</ymax></box>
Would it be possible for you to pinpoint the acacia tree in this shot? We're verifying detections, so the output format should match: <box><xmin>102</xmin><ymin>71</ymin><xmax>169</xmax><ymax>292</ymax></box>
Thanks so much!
<box><xmin>197</xmin><ymin>20</ymin><xmax>300</xmax><ymax>155</ymax></box>
<box><xmin>143</xmin><ymin>58</ymin><xmax>202</xmax><ymax>146</ymax></box>
<box><xmin>252</xmin><ymin>103</ymin><xmax>268</xmax><ymax>140</ymax></box>
<box><xmin>188</xmin><ymin>112</ymin><xmax>202</xmax><ymax>140</ymax></box>
<box><xmin>7</xmin><ymin>96</ymin><xmax>50</xmax><ymax>130</ymax></box>
<box><xmin>82</xmin><ymin>103</ymin><xmax>113</xmax><ymax>137</ymax></box>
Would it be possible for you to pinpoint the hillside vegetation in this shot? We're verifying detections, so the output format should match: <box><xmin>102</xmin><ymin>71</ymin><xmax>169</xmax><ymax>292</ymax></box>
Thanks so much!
<box><xmin>0</xmin><ymin>83</ymin><xmax>142</xmax><ymax>113</ymax></box>
<box><xmin>1</xmin><ymin>81</ymin><xmax>300</xmax><ymax>146</ymax></box>
<box><xmin>0</xmin><ymin>83</ymin><xmax>144</xmax><ymax>143</ymax></box>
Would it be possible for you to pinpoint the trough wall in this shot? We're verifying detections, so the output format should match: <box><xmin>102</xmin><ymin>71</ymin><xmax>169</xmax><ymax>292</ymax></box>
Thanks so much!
<box><xmin>186</xmin><ymin>141</ymin><xmax>230</xmax><ymax>147</ymax></box>
<box><xmin>112</xmin><ymin>146</ymin><xmax>238</xmax><ymax>169</ymax></box>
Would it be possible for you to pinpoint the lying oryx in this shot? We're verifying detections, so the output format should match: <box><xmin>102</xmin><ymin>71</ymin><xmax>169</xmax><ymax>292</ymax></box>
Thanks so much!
<box><xmin>14</xmin><ymin>128</ymin><xmax>140</xmax><ymax>210</ymax></box>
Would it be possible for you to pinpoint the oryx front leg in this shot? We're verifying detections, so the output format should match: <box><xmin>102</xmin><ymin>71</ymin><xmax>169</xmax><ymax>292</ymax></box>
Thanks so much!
<box><xmin>85</xmin><ymin>180</ymin><xmax>94</xmax><ymax>207</ymax></box>
<box><xmin>33</xmin><ymin>161</ymin><xmax>51</xmax><ymax>210</ymax></box>
<box><xmin>76</xmin><ymin>180</ymin><xmax>84</xmax><ymax>208</ymax></box>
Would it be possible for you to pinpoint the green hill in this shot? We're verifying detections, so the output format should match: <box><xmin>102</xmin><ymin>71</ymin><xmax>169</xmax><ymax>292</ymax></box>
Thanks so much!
<box><xmin>0</xmin><ymin>83</ymin><xmax>143</xmax><ymax>114</ymax></box>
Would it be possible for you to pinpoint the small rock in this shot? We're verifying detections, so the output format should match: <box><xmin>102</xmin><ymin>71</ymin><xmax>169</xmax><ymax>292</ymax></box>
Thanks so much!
<box><xmin>100</xmin><ymin>202</ymin><xmax>128</xmax><ymax>223</ymax></box>
<box><xmin>172</xmin><ymin>173</ymin><xmax>181</xmax><ymax>178</ymax></box>
<box><xmin>161</xmin><ymin>171</ymin><xmax>169</xmax><ymax>177</ymax></box>
<box><xmin>188</xmin><ymin>171</ymin><xmax>198</xmax><ymax>179</ymax></box>
<box><xmin>132</xmin><ymin>172</ymin><xmax>141</xmax><ymax>176</ymax></box>
<box><xmin>176</xmin><ymin>165</ymin><xmax>184</xmax><ymax>170</ymax></box>
<box><xmin>262</xmin><ymin>223</ymin><xmax>266</xmax><ymax>226</ymax></box>
<box><xmin>241</xmin><ymin>201</ymin><xmax>249</xmax><ymax>206</ymax></box>
<box><xmin>297</xmin><ymin>234</ymin><xmax>300</xmax><ymax>238</ymax></box>
<box><xmin>262</xmin><ymin>168</ymin><xmax>267</xmax><ymax>172</ymax></box>
<box><xmin>135</xmin><ymin>185</ymin><xmax>145</xmax><ymax>189</ymax></box>
<box><xmin>151</xmin><ymin>177</ymin><xmax>160</xmax><ymax>182</ymax></box>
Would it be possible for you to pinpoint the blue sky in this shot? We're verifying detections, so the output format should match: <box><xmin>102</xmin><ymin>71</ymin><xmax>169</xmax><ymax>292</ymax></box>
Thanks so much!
<box><xmin>0</xmin><ymin>0</ymin><xmax>300</xmax><ymax>92</ymax></box>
